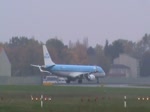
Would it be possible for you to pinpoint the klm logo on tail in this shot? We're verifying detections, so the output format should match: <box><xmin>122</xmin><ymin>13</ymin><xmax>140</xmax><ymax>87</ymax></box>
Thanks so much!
<box><xmin>43</xmin><ymin>45</ymin><xmax>55</xmax><ymax>65</ymax></box>
<box><xmin>44</xmin><ymin>53</ymin><xmax>50</xmax><ymax>59</ymax></box>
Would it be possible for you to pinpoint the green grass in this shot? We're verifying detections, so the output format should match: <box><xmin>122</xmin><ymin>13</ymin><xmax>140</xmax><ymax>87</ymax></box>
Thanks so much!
<box><xmin>0</xmin><ymin>85</ymin><xmax>150</xmax><ymax>112</ymax></box>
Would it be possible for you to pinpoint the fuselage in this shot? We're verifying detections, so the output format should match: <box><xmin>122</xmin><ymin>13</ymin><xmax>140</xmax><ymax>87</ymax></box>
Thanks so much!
<box><xmin>45</xmin><ymin>64</ymin><xmax>105</xmax><ymax>78</ymax></box>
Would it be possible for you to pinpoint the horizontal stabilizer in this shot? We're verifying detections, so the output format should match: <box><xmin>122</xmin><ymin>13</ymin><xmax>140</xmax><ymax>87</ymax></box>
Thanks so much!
<box><xmin>30</xmin><ymin>64</ymin><xmax>40</xmax><ymax>68</ymax></box>
<box><xmin>30</xmin><ymin>64</ymin><xmax>51</xmax><ymax>73</ymax></box>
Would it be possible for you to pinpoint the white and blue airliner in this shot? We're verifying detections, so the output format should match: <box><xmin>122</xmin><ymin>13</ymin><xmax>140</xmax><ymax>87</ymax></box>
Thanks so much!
<box><xmin>31</xmin><ymin>45</ymin><xmax>105</xmax><ymax>83</ymax></box>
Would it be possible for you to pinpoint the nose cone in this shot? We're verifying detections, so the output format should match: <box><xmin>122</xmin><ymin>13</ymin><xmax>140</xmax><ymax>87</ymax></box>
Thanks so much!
<box><xmin>96</xmin><ymin>66</ymin><xmax>106</xmax><ymax>77</ymax></box>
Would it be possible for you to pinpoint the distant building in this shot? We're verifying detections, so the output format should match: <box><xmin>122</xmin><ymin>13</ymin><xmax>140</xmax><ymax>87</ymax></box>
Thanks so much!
<box><xmin>108</xmin><ymin>54</ymin><xmax>139</xmax><ymax>78</ymax></box>
<box><xmin>108</xmin><ymin>64</ymin><xmax>130</xmax><ymax>77</ymax></box>
<box><xmin>0</xmin><ymin>47</ymin><xmax>11</xmax><ymax>76</ymax></box>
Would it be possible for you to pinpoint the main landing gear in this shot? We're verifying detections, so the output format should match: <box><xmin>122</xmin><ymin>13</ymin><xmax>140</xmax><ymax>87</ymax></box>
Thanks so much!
<box><xmin>96</xmin><ymin>77</ymin><xmax>100</xmax><ymax>83</ymax></box>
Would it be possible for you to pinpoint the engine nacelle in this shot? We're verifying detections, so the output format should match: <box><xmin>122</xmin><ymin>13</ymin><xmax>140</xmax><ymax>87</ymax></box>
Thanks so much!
<box><xmin>87</xmin><ymin>74</ymin><xmax>96</xmax><ymax>81</ymax></box>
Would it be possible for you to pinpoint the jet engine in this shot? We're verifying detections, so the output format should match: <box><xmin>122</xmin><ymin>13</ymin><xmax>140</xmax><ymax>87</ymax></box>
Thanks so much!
<box><xmin>87</xmin><ymin>74</ymin><xmax>96</xmax><ymax>81</ymax></box>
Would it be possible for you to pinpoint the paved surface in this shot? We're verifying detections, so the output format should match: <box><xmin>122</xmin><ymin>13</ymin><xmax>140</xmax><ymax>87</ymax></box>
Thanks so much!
<box><xmin>56</xmin><ymin>83</ymin><xmax>150</xmax><ymax>88</ymax></box>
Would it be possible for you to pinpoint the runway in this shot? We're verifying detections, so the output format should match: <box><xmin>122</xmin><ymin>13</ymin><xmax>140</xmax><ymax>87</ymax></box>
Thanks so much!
<box><xmin>56</xmin><ymin>83</ymin><xmax>150</xmax><ymax>89</ymax></box>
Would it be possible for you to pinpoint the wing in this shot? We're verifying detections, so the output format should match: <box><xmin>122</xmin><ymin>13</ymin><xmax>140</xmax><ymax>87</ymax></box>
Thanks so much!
<box><xmin>68</xmin><ymin>71</ymin><xmax>98</xmax><ymax>78</ymax></box>
<box><xmin>68</xmin><ymin>72</ymin><xmax>84</xmax><ymax>78</ymax></box>
<box><xmin>68</xmin><ymin>70</ymin><xmax>99</xmax><ymax>82</ymax></box>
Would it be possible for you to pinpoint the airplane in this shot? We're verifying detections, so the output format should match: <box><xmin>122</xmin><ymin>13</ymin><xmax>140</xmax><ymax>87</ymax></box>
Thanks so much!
<box><xmin>31</xmin><ymin>45</ymin><xmax>105</xmax><ymax>83</ymax></box>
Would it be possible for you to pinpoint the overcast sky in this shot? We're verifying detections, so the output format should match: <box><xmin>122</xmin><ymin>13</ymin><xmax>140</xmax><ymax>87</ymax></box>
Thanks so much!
<box><xmin>0</xmin><ymin>0</ymin><xmax>150</xmax><ymax>46</ymax></box>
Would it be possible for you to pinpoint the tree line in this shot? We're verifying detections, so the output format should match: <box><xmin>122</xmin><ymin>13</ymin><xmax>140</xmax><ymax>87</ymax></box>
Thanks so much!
<box><xmin>1</xmin><ymin>34</ymin><xmax>150</xmax><ymax>77</ymax></box>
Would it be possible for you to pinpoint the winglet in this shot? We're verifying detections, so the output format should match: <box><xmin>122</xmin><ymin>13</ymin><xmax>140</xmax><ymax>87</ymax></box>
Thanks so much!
<box><xmin>43</xmin><ymin>45</ymin><xmax>55</xmax><ymax>66</ymax></box>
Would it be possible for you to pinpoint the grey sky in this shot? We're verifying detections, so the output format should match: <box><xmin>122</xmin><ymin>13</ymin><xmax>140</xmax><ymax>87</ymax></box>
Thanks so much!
<box><xmin>0</xmin><ymin>0</ymin><xmax>150</xmax><ymax>46</ymax></box>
